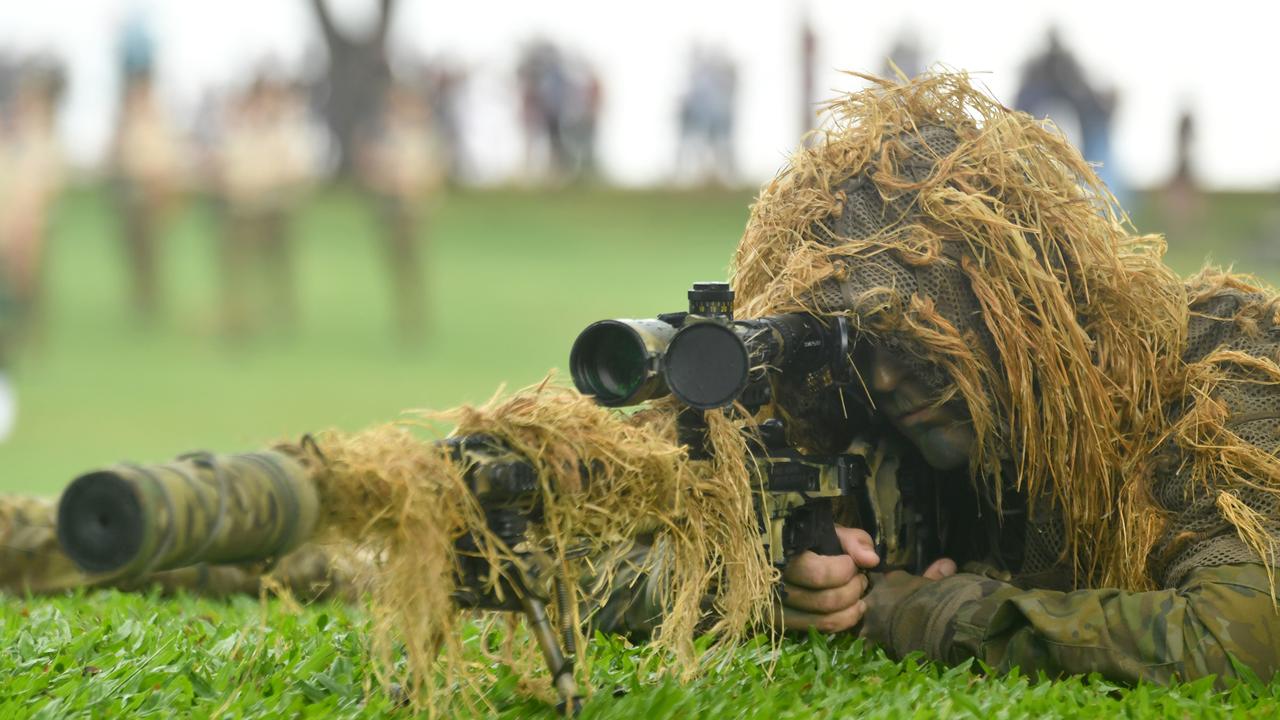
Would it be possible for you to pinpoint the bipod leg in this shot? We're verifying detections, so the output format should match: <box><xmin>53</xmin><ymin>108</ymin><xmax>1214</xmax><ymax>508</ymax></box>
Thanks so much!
<box><xmin>519</xmin><ymin>592</ymin><xmax>583</xmax><ymax>716</ymax></box>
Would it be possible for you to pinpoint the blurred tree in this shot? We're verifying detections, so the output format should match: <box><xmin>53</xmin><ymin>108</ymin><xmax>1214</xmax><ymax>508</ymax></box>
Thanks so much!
<box><xmin>309</xmin><ymin>0</ymin><xmax>396</xmax><ymax>177</ymax></box>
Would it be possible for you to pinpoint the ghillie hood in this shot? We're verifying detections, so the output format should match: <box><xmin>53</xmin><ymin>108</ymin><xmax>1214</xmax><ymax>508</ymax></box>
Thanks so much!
<box><xmin>733</xmin><ymin>71</ymin><xmax>1279</xmax><ymax>591</ymax></box>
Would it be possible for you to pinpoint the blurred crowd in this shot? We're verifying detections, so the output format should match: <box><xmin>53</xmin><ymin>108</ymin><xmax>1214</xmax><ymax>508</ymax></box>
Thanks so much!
<box><xmin>517</xmin><ymin>40</ymin><xmax>602</xmax><ymax>183</ymax></box>
<box><xmin>0</xmin><ymin>4</ymin><xmax>1232</xmax><ymax>444</ymax></box>
<box><xmin>675</xmin><ymin>45</ymin><xmax>737</xmax><ymax>186</ymax></box>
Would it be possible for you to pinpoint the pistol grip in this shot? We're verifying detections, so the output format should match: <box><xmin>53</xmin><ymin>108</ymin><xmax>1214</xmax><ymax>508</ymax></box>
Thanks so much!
<box><xmin>808</xmin><ymin>501</ymin><xmax>844</xmax><ymax>556</ymax></box>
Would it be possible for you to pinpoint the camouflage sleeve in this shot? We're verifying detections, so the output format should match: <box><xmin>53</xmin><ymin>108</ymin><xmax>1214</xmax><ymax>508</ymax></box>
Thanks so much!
<box><xmin>881</xmin><ymin>563</ymin><xmax>1279</xmax><ymax>686</ymax></box>
<box><xmin>1</xmin><ymin>495</ymin><xmax>88</xmax><ymax>594</ymax></box>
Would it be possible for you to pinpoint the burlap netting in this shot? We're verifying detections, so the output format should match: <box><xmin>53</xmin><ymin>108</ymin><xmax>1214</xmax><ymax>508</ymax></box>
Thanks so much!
<box><xmin>1157</xmin><ymin>278</ymin><xmax>1280</xmax><ymax>584</ymax></box>
<box><xmin>732</xmin><ymin>71</ymin><xmax>1280</xmax><ymax>592</ymax></box>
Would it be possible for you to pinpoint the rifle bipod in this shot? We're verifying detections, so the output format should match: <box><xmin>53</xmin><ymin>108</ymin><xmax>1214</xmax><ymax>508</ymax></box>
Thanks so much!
<box><xmin>519</xmin><ymin>584</ymin><xmax>583</xmax><ymax>716</ymax></box>
<box><xmin>448</xmin><ymin>482</ymin><xmax>584</xmax><ymax>715</ymax></box>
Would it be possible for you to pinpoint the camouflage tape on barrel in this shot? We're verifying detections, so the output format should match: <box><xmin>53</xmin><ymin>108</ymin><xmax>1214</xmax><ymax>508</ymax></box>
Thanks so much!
<box><xmin>56</xmin><ymin>450</ymin><xmax>319</xmax><ymax>579</ymax></box>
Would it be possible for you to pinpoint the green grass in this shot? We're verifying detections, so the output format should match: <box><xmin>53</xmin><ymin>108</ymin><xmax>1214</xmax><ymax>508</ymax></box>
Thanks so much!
<box><xmin>4</xmin><ymin>591</ymin><xmax>1278</xmax><ymax>719</ymax></box>
<box><xmin>4</xmin><ymin>186</ymin><xmax>1280</xmax><ymax>717</ymax></box>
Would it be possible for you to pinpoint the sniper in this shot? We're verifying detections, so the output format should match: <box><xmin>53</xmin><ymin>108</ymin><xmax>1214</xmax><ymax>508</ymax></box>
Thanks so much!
<box><xmin>717</xmin><ymin>72</ymin><xmax>1280</xmax><ymax>684</ymax></box>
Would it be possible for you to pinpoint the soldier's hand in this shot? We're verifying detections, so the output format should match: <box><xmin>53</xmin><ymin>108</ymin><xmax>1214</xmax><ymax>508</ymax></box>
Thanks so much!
<box><xmin>857</xmin><ymin>558</ymin><xmax>956</xmax><ymax>648</ymax></box>
<box><xmin>779</xmin><ymin>526</ymin><xmax>880</xmax><ymax>633</ymax></box>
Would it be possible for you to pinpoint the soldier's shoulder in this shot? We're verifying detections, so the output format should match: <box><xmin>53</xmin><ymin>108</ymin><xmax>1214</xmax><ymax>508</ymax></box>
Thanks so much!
<box><xmin>1183</xmin><ymin>269</ymin><xmax>1280</xmax><ymax>363</ymax></box>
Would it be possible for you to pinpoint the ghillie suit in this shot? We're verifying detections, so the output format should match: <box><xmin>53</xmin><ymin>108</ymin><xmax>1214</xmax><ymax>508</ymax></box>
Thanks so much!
<box><xmin>733</xmin><ymin>72</ymin><xmax>1280</xmax><ymax>683</ymax></box>
<box><xmin>286</xmin><ymin>385</ymin><xmax>774</xmax><ymax>714</ymax></box>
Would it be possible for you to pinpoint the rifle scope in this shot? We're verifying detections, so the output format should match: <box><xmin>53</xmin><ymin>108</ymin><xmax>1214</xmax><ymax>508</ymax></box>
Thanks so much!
<box><xmin>570</xmin><ymin>282</ymin><xmax>850</xmax><ymax>410</ymax></box>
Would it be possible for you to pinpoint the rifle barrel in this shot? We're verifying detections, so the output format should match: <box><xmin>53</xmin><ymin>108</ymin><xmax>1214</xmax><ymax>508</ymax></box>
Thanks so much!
<box><xmin>56</xmin><ymin>450</ymin><xmax>318</xmax><ymax>578</ymax></box>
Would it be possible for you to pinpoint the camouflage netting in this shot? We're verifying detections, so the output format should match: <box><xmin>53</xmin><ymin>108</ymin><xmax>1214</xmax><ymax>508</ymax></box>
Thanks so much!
<box><xmin>732</xmin><ymin>71</ymin><xmax>1280</xmax><ymax>592</ymax></box>
<box><xmin>291</xmin><ymin>382</ymin><xmax>775</xmax><ymax>713</ymax></box>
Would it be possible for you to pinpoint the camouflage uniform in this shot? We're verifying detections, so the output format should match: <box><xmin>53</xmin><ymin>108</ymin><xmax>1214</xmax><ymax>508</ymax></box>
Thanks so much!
<box><xmin>882</xmin><ymin>562</ymin><xmax>1276</xmax><ymax>686</ymax></box>
<box><xmin>0</xmin><ymin>495</ymin><xmax>86</xmax><ymax>594</ymax></box>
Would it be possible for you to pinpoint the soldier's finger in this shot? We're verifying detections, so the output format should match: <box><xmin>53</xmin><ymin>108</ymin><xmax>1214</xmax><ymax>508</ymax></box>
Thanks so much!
<box><xmin>780</xmin><ymin>573</ymin><xmax>868</xmax><ymax>615</ymax></box>
<box><xmin>923</xmin><ymin>557</ymin><xmax>957</xmax><ymax>580</ymax></box>
<box><xmin>782</xmin><ymin>597</ymin><xmax>865</xmax><ymax>634</ymax></box>
<box><xmin>782</xmin><ymin>551</ymin><xmax>855</xmax><ymax>590</ymax></box>
<box><xmin>835</xmin><ymin>525</ymin><xmax>880</xmax><ymax>569</ymax></box>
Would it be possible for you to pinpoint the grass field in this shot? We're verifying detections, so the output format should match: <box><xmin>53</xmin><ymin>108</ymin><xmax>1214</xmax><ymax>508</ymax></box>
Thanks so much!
<box><xmin>5</xmin><ymin>591</ymin><xmax>1279</xmax><ymax>718</ymax></box>
<box><xmin>4</xmin><ymin>185</ymin><xmax>1280</xmax><ymax>717</ymax></box>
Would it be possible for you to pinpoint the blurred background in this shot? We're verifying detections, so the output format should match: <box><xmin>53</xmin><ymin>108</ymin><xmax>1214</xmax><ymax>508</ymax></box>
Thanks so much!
<box><xmin>0</xmin><ymin>0</ymin><xmax>1276</xmax><ymax>493</ymax></box>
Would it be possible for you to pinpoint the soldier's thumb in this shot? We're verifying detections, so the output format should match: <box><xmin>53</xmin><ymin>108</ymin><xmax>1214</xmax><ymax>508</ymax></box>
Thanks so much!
<box><xmin>922</xmin><ymin>557</ymin><xmax>957</xmax><ymax>580</ymax></box>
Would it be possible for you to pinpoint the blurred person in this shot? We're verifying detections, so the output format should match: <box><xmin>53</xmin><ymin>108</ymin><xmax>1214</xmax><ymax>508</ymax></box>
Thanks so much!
<box><xmin>516</xmin><ymin>42</ymin><xmax>601</xmax><ymax>183</ymax></box>
<box><xmin>0</xmin><ymin>53</ymin><xmax>16</xmax><ymax>443</ymax></box>
<box><xmin>213</xmin><ymin>73</ymin><xmax>323</xmax><ymax>339</ymax></box>
<box><xmin>561</xmin><ymin>59</ymin><xmax>602</xmax><ymax>180</ymax></box>
<box><xmin>675</xmin><ymin>46</ymin><xmax>738</xmax><ymax>186</ymax></box>
<box><xmin>310</xmin><ymin>0</ymin><xmax>396</xmax><ymax>177</ymax></box>
<box><xmin>357</xmin><ymin>80</ymin><xmax>445</xmax><ymax>343</ymax></box>
<box><xmin>517</xmin><ymin>40</ymin><xmax>570</xmax><ymax>182</ymax></box>
<box><xmin>118</xmin><ymin>7</ymin><xmax>153</xmax><ymax>81</ymax></box>
<box><xmin>0</xmin><ymin>256</ymin><xmax>14</xmax><ymax>443</ymax></box>
<box><xmin>1158</xmin><ymin>106</ymin><xmax>1205</xmax><ymax>246</ymax></box>
<box><xmin>110</xmin><ymin>23</ymin><xmax>188</xmax><ymax>323</ymax></box>
<box><xmin>0</xmin><ymin>53</ymin><xmax>17</xmax><ymax>111</ymax></box>
<box><xmin>418</xmin><ymin>58</ymin><xmax>468</xmax><ymax>183</ymax></box>
<box><xmin>880</xmin><ymin>27</ymin><xmax>926</xmax><ymax>80</ymax></box>
<box><xmin>1014</xmin><ymin>27</ymin><xmax>1124</xmax><ymax>204</ymax></box>
<box><xmin>0</xmin><ymin>58</ymin><xmax>63</xmax><ymax>442</ymax></box>
<box><xmin>0</xmin><ymin>58</ymin><xmax>64</xmax><ymax>348</ymax></box>
<box><xmin>799</xmin><ymin>17</ymin><xmax>816</xmax><ymax>137</ymax></box>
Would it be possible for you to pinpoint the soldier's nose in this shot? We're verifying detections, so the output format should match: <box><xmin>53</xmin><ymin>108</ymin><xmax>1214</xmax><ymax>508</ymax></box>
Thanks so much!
<box><xmin>869</xmin><ymin>346</ymin><xmax>906</xmax><ymax>395</ymax></box>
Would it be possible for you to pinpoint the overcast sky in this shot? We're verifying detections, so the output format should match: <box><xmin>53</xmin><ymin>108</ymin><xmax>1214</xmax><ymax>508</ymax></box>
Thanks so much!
<box><xmin>1</xmin><ymin>0</ymin><xmax>1277</xmax><ymax>189</ymax></box>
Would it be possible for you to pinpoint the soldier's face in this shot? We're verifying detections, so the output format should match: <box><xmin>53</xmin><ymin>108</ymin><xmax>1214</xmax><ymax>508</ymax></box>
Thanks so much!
<box><xmin>859</xmin><ymin>344</ymin><xmax>976</xmax><ymax>470</ymax></box>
